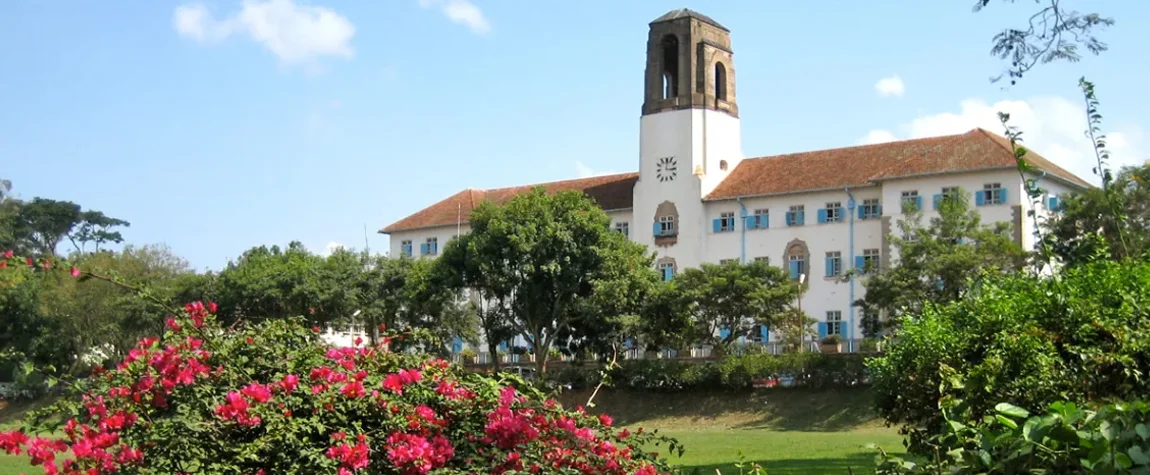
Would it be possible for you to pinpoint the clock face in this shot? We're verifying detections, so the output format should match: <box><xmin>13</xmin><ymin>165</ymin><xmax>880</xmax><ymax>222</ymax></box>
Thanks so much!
<box><xmin>656</xmin><ymin>156</ymin><xmax>677</xmax><ymax>182</ymax></box>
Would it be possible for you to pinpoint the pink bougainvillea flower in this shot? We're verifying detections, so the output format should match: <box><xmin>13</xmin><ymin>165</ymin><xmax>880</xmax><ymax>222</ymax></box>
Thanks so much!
<box><xmin>70</xmin><ymin>267</ymin><xmax>81</xmax><ymax>277</ymax></box>
<box><xmin>2</xmin><ymin>249</ymin><xmax>13</xmax><ymax>259</ymax></box>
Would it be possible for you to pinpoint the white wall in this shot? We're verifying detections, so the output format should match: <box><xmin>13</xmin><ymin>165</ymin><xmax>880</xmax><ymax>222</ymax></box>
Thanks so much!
<box><xmin>387</xmin><ymin>224</ymin><xmax>468</xmax><ymax>260</ymax></box>
<box><xmin>703</xmin><ymin>186</ymin><xmax>884</xmax><ymax>342</ymax></box>
<box><xmin>632</xmin><ymin>108</ymin><xmax>743</xmax><ymax>270</ymax></box>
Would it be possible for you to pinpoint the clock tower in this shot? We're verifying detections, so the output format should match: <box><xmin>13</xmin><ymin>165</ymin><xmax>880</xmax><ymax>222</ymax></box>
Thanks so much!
<box><xmin>632</xmin><ymin>8</ymin><xmax>744</xmax><ymax>270</ymax></box>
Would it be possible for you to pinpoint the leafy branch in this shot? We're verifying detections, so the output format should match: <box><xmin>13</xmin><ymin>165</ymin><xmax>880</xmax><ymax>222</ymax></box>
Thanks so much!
<box><xmin>975</xmin><ymin>0</ymin><xmax>1114</xmax><ymax>85</ymax></box>
<box><xmin>1078</xmin><ymin>77</ymin><xmax>1130</xmax><ymax>259</ymax></box>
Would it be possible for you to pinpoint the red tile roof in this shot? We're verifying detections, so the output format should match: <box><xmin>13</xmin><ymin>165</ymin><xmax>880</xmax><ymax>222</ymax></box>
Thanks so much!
<box><xmin>706</xmin><ymin>128</ymin><xmax>1090</xmax><ymax>200</ymax></box>
<box><xmin>379</xmin><ymin>173</ymin><xmax>639</xmax><ymax>233</ymax></box>
<box><xmin>381</xmin><ymin>129</ymin><xmax>1089</xmax><ymax>233</ymax></box>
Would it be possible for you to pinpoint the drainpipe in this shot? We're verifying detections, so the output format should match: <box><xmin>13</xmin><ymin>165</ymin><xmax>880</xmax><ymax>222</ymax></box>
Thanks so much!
<box><xmin>736</xmin><ymin>197</ymin><xmax>748</xmax><ymax>264</ymax></box>
<box><xmin>844</xmin><ymin>187</ymin><xmax>857</xmax><ymax>353</ymax></box>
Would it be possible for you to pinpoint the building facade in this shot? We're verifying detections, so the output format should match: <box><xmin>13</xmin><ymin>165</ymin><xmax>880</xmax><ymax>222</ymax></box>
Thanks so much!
<box><xmin>380</xmin><ymin>9</ymin><xmax>1089</xmax><ymax>354</ymax></box>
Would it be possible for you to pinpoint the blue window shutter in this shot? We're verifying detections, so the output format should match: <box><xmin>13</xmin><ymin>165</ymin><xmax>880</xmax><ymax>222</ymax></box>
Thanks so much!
<box><xmin>662</xmin><ymin>267</ymin><xmax>673</xmax><ymax>281</ymax></box>
<box><xmin>817</xmin><ymin>209</ymin><xmax>827</xmax><ymax>224</ymax></box>
<box><xmin>975</xmin><ymin>192</ymin><xmax>986</xmax><ymax>206</ymax></box>
<box><xmin>761</xmin><ymin>215</ymin><xmax>768</xmax><ymax>228</ymax></box>
<box><xmin>712</xmin><ymin>219</ymin><xmax>721</xmax><ymax>233</ymax></box>
<box><xmin>824</xmin><ymin>257</ymin><xmax>834</xmax><ymax>277</ymax></box>
<box><xmin>719</xmin><ymin>328</ymin><xmax>731</xmax><ymax>340</ymax></box>
<box><xmin>877</xmin><ymin>204</ymin><xmax>883</xmax><ymax>216</ymax></box>
<box><xmin>839</xmin><ymin>323</ymin><xmax>848</xmax><ymax>338</ymax></box>
<box><xmin>789</xmin><ymin>261</ymin><xmax>799</xmax><ymax>279</ymax></box>
<box><xmin>798</xmin><ymin>210</ymin><xmax>805</xmax><ymax>225</ymax></box>
<box><xmin>498</xmin><ymin>341</ymin><xmax>507</xmax><ymax>351</ymax></box>
<box><xmin>652</xmin><ymin>222</ymin><xmax>661</xmax><ymax>237</ymax></box>
<box><xmin>431</xmin><ymin>242</ymin><xmax>437</xmax><ymax>254</ymax></box>
<box><xmin>855</xmin><ymin>256</ymin><xmax>865</xmax><ymax>271</ymax></box>
<box><xmin>933</xmin><ymin>194</ymin><xmax>943</xmax><ymax>209</ymax></box>
<box><xmin>999</xmin><ymin>189</ymin><xmax>1007</xmax><ymax>203</ymax></box>
<box><xmin>1048</xmin><ymin>197</ymin><xmax>1056</xmax><ymax>209</ymax></box>
<box><xmin>785</xmin><ymin>211</ymin><xmax>793</xmax><ymax>226</ymax></box>
<box><xmin>419</xmin><ymin>243</ymin><xmax>428</xmax><ymax>255</ymax></box>
<box><xmin>760</xmin><ymin>325</ymin><xmax>769</xmax><ymax>341</ymax></box>
<box><xmin>452</xmin><ymin>337</ymin><xmax>463</xmax><ymax>353</ymax></box>
<box><xmin>914</xmin><ymin>196</ymin><xmax>923</xmax><ymax>211</ymax></box>
<box><xmin>857</xmin><ymin>206</ymin><xmax>865</xmax><ymax>219</ymax></box>
<box><xmin>817</xmin><ymin>322</ymin><xmax>827</xmax><ymax>340</ymax></box>
<box><xmin>743</xmin><ymin>216</ymin><xmax>755</xmax><ymax>229</ymax></box>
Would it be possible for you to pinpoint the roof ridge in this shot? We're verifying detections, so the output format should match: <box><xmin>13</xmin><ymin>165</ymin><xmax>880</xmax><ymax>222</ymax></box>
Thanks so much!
<box><xmin>480</xmin><ymin>172</ymin><xmax>639</xmax><ymax>193</ymax></box>
<box><xmin>746</xmin><ymin>131</ymin><xmax>969</xmax><ymax>162</ymax></box>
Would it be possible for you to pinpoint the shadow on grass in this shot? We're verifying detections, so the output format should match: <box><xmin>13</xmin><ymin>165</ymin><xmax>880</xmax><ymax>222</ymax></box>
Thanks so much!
<box><xmin>559</xmin><ymin>386</ymin><xmax>881</xmax><ymax>432</ymax></box>
<box><xmin>675</xmin><ymin>451</ymin><xmax>878</xmax><ymax>475</ymax></box>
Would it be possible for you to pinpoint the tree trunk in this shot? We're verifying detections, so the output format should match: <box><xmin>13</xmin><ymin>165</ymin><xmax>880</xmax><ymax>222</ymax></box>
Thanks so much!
<box><xmin>487</xmin><ymin>340</ymin><xmax>501</xmax><ymax>371</ymax></box>
<box><xmin>534</xmin><ymin>330</ymin><xmax>547</xmax><ymax>374</ymax></box>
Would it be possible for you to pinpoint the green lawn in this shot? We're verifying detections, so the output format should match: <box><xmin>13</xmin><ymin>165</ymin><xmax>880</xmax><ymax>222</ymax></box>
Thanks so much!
<box><xmin>656</xmin><ymin>427</ymin><xmax>904</xmax><ymax>475</ymax></box>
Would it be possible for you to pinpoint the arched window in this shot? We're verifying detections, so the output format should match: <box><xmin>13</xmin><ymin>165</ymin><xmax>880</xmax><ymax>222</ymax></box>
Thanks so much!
<box><xmin>660</xmin><ymin>35</ymin><xmax>680</xmax><ymax>99</ymax></box>
<box><xmin>714</xmin><ymin>62</ymin><xmax>727</xmax><ymax>100</ymax></box>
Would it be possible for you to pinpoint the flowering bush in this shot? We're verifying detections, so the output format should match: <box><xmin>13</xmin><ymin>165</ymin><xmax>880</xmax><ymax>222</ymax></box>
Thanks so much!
<box><xmin>0</xmin><ymin>299</ymin><xmax>680</xmax><ymax>474</ymax></box>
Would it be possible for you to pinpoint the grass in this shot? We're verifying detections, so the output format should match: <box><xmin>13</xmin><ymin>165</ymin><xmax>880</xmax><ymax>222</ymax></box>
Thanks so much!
<box><xmin>0</xmin><ymin>387</ymin><xmax>903</xmax><ymax>475</ymax></box>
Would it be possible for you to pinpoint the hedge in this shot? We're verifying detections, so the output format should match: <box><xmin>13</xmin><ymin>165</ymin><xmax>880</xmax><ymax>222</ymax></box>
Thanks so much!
<box><xmin>545</xmin><ymin>353</ymin><xmax>870</xmax><ymax>391</ymax></box>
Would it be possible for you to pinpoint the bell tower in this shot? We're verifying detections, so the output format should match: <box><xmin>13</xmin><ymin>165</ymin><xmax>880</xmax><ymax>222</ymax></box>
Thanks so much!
<box><xmin>642</xmin><ymin>8</ymin><xmax>738</xmax><ymax>118</ymax></box>
<box><xmin>632</xmin><ymin>8</ymin><xmax>744</xmax><ymax>271</ymax></box>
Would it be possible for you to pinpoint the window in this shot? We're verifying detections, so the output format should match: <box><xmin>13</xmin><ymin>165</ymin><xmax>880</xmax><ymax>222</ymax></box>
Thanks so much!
<box><xmin>979</xmin><ymin>183</ymin><xmax>1005</xmax><ymax>206</ymax></box>
<box><xmin>751</xmin><ymin>324</ymin><xmax>768</xmax><ymax>343</ymax></box>
<box><xmin>753</xmin><ymin>256</ymin><xmax>770</xmax><ymax>263</ymax></box>
<box><xmin>719</xmin><ymin>160</ymin><xmax>729</xmax><ymax>171</ymax></box>
<box><xmin>826</xmin><ymin>311</ymin><xmax>843</xmax><ymax>337</ymax></box>
<box><xmin>860</xmin><ymin>199</ymin><xmax>881</xmax><ymax>220</ymax></box>
<box><xmin>614</xmin><ymin>222</ymin><xmax>629</xmax><ymax>237</ymax></box>
<box><xmin>746</xmin><ymin>209</ymin><xmax>768</xmax><ymax>230</ymax></box>
<box><xmin>786</xmin><ymin>205</ymin><xmax>806</xmax><ymax>226</ymax></box>
<box><xmin>660</xmin><ymin>35</ymin><xmax>679</xmax><ymax>99</ymax></box>
<box><xmin>714</xmin><ymin>62</ymin><xmax>727</xmax><ymax>100</ymax></box>
<box><xmin>714</xmin><ymin>211</ymin><xmax>736</xmax><ymax>232</ymax></box>
<box><xmin>824</xmin><ymin>251</ymin><xmax>842</xmax><ymax>277</ymax></box>
<box><xmin>655</xmin><ymin>215</ymin><xmax>676</xmax><ymax>237</ymax></box>
<box><xmin>788</xmin><ymin>254</ymin><xmax>806</xmax><ymax>280</ymax></box>
<box><xmin>400</xmin><ymin>240</ymin><xmax>413</xmax><ymax>257</ymax></box>
<box><xmin>901</xmin><ymin>190</ymin><xmax>922</xmax><ymax>212</ymax></box>
<box><xmin>1047</xmin><ymin>194</ymin><xmax>1063</xmax><ymax>211</ymax></box>
<box><xmin>420</xmin><ymin>237</ymin><xmax>438</xmax><ymax>256</ymax></box>
<box><xmin>658</xmin><ymin>262</ymin><xmax>675</xmax><ymax>281</ymax></box>
<box><xmin>820</xmin><ymin>202</ymin><xmax>843</xmax><ymax>223</ymax></box>
<box><xmin>719</xmin><ymin>258</ymin><xmax>737</xmax><ymax>265</ymax></box>
<box><xmin>857</xmin><ymin>248</ymin><xmax>880</xmax><ymax>273</ymax></box>
<box><xmin>934</xmin><ymin>187</ymin><xmax>960</xmax><ymax>209</ymax></box>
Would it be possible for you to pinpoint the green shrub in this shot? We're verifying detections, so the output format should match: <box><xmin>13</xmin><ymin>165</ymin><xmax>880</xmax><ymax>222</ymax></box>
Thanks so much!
<box><xmin>874</xmin><ymin>400</ymin><xmax>1150</xmax><ymax>474</ymax></box>
<box><xmin>868</xmin><ymin>260</ymin><xmax>1150</xmax><ymax>445</ymax></box>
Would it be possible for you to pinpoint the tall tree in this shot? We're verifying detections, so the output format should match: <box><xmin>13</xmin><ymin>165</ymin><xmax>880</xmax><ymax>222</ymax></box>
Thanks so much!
<box><xmin>1045</xmin><ymin>163</ymin><xmax>1150</xmax><ymax>265</ymax></box>
<box><xmin>440</xmin><ymin>188</ymin><xmax>654</xmax><ymax>373</ymax></box>
<box><xmin>857</xmin><ymin>188</ymin><xmax>1027</xmax><ymax>332</ymax></box>
<box><xmin>672</xmin><ymin>260</ymin><xmax>796</xmax><ymax>349</ymax></box>
<box><xmin>435</xmin><ymin>238</ymin><xmax>517</xmax><ymax>370</ymax></box>
<box><xmin>974</xmin><ymin>0</ymin><xmax>1113</xmax><ymax>84</ymax></box>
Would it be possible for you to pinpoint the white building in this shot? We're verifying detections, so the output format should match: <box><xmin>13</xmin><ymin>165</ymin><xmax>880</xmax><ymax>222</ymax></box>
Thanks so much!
<box><xmin>380</xmin><ymin>9</ymin><xmax>1089</xmax><ymax>354</ymax></box>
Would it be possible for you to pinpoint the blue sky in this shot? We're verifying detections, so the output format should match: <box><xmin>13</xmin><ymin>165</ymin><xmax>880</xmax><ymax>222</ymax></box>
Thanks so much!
<box><xmin>1</xmin><ymin>0</ymin><xmax>1146</xmax><ymax>270</ymax></box>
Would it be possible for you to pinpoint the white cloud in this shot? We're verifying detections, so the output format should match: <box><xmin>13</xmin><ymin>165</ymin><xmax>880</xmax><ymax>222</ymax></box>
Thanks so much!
<box><xmin>172</xmin><ymin>0</ymin><xmax>356</xmax><ymax>66</ymax></box>
<box><xmin>324</xmin><ymin>241</ymin><xmax>346</xmax><ymax>256</ymax></box>
<box><xmin>859</xmin><ymin>129</ymin><xmax>897</xmax><ymax>145</ymax></box>
<box><xmin>857</xmin><ymin>96</ymin><xmax>1146</xmax><ymax>185</ymax></box>
<box><xmin>575</xmin><ymin>160</ymin><xmax>619</xmax><ymax>179</ymax></box>
<box><xmin>874</xmin><ymin>75</ymin><xmax>905</xmax><ymax>98</ymax></box>
<box><xmin>419</xmin><ymin>0</ymin><xmax>490</xmax><ymax>35</ymax></box>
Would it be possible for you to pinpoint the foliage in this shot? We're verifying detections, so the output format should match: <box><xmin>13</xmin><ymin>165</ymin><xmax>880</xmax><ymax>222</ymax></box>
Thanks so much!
<box><xmin>438</xmin><ymin>188</ymin><xmax>657</xmax><ymax>373</ymax></box>
<box><xmin>0</xmin><ymin>184</ymin><xmax>129</xmax><ymax>256</ymax></box>
<box><xmin>867</xmin><ymin>259</ymin><xmax>1150</xmax><ymax>448</ymax></box>
<box><xmin>772</xmin><ymin>308</ymin><xmax>817</xmax><ymax>354</ymax></box>
<box><xmin>856</xmin><ymin>187</ymin><xmax>1026</xmax><ymax>331</ymax></box>
<box><xmin>1</xmin><ymin>303</ymin><xmax>680</xmax><ymax>475</ymax></box>
<box><xmin>546</xmin><ymin>353</ymin><xmax>869</xmax><ymax>392</ymax></box>
<box><xmin>973</xmin><ymin>0</ymin><xmax>1114</xmax><ymax>85</ymax></box>
<box><xmin>875</xmin><ymin>400</ymin><xmax>1150</xmax><ymax>474</ymax></box>
<box><xmin>1040</xmin><ymin>80</ymin><xmax>1148</xmax><ymax>265</ymax></box>
<box><xmin>672</xmin><ymin>261</ymin><xmax>796</xmax><ymax>349</ymax></box>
